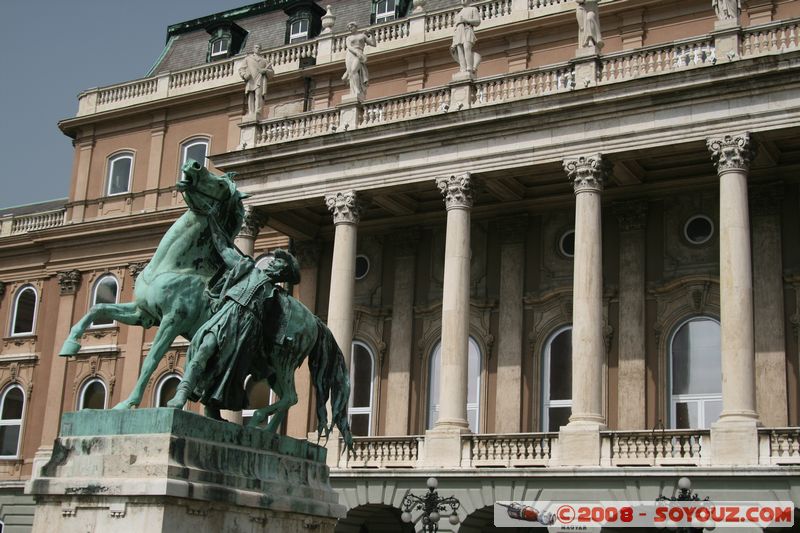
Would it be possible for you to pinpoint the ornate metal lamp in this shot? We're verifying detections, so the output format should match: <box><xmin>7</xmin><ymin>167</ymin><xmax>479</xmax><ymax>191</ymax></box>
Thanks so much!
<box><xmin>400</xmin><ymin>477</ymin><xmax>461</xmax><ymax>531</ymax></box>
<box><xmin>656</xmin><ymin>477</ymin><xmax>714</xmax><ymax>533</ymax></box>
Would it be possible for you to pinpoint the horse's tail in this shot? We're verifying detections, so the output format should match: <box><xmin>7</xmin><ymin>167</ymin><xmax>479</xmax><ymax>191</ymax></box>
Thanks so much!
<box><xmin>309</xmin><ymin>317</ymin><xmax>353</xmax><ymax>450</ymax></box>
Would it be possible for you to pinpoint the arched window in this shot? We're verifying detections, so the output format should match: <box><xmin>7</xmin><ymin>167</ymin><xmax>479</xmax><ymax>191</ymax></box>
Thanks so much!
<box><xmin>180</xmin><ymin>138</ymin><xmax>210</xmax><ymax>173</ymax></box>
<box><xmin>541</xmin><ymin>326</ymin><xmax>572</xmax><ymax>432</ymax></box>
<box><xmin>155</xmin><ymin>373</ymin><xmax>181</xmax><ymax>408</ymax></box>
<box><xmin>107</xmin><ymin>152</ymin><xmax>133</xmax><ymax>196</ymax></box>
<box><xmin>427</xmin><ymin>337</ymin><xmax>481</xmax><ymax>432</ymax></box>
<box><xmin>669</xmin><ymin>317</ymin><xmax>722</xmax><ymax>429</ymax></box>
<box><xmin>349</xmin><ymin>341</ymin><xmax>375</xmax><ymax>436</ymax></box>
<box><xmin>243</xmin><ymin>375</ymin><xmax>275</xmax><ymax>427</ymax></box>
<box><xmin>78</xmin><ymin>378</ymin><xmax>107</xmax><ymax>410</ymax></box>
<box><xmin>10</xmin><ymin>286</ymin><xmax>37</xmax><ymax>336</ymax></box>
<box><xmin>90</xmin><ymin>275</ymin><xmax>119</xmax><ymax>327</ymax></box>
<box><xmin>0</xmin><ymin>385</ymin><xmax>25</xmax><ymax>458</ymax></box>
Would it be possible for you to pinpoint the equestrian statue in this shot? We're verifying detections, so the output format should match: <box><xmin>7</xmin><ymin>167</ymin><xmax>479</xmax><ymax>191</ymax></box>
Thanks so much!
<box><xmin>59</xmin><ymin>160</ymin><xmax>353</xmax><ymax>447</ymax></box>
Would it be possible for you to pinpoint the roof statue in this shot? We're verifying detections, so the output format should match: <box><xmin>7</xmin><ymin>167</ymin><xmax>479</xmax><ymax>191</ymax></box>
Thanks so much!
<box><xmin>59</xmin><ymin>160</ymin><xmax>353</xmax><ymax>447</ymax></box>
<box><xmin>576</xmin><ymin>0</ymin><xmax>603</xmax><ymax>50</ymax></box>
<box><xmin>240</xmin><ymin>44</ymin><xmax>274</xmax><ymax>118</ymax></box>
<box><xmin>342</xmin><ymin>22</ymin><xmax>376</xmax><ymax>102</ymax></box>
<box><xmin>451</xmin><ymin>0</ymin><xmax>482</xmax><ymax>79</ymax></box>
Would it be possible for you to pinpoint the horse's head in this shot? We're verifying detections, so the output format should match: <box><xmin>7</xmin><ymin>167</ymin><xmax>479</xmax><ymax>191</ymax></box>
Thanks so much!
<box><xmin>178</xmin><ymin>159</ymin><xmax>248</xmax><ymax>239</ymax></box>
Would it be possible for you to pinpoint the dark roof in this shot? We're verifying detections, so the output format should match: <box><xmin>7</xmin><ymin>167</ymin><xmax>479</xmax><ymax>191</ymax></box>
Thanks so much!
<box><xmin>0</xmin><ymin>198</ymin><xmax>67</xmax><ymax>218</ymax></box>
<box><xmin>151</xmin><ymin>0</ymin><xmax>460</xmax><ymax>75</ymax></box>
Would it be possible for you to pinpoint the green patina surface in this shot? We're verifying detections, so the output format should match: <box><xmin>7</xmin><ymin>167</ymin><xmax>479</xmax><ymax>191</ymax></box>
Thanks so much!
<box><xmin>60</xmin><ymin>408</ymin><xmax>327</xmax><ymax>462</ymax></box>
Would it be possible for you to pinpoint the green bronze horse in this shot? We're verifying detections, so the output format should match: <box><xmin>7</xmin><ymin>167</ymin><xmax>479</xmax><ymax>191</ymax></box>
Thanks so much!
<box><xmin>60</xmin><ymin>160</ymin><xmax>352</xmax><ymax>445</ymax></box>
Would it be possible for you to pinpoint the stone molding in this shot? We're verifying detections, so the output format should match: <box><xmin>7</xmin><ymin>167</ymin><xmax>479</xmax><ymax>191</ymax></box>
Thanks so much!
<box><xmin>238</xmin><ymin>205</ymin><xmax>264</xmax><ymax>238</ymax></box>
<box><xmin>57</xmin><ymin>270</ymin><xmax>82</xmax><ymax>296</ymax></box>
<box><xmin>707</xmin><ymin>132</ymin><xmax>756</xmax><ymax>173</ymax></box>
<box><xmin>436</xmin><ymin>173</ymin><xmax>474</xmax><ymax>210</ymax></box>
<box><xmin>563</xmin><ymin>154</ymin><xmax>609</xmax><ymax>194</ymax></box>
<box><xmin>126</xmin><ymin>262</ymin><xmax>148</xmax><ymax>281</ymax></box>
<box><xmin>325</xmin><ymin>190</ymin><xmax>363</xmax><ymax>225</ymax></box>
<box><xmin>749</xmin><ymin>182</ymin><xmax>783</xmax><ymax>217</ymax></box>
<box><xmin>614</xmin><ymin>200</ymin><xmax>648</xmax><ymax>232</ymax></box>
<box><xmin>294</xmin><ymin>240</ymin><xmax>322</xmax><ymax>269</ymax></box>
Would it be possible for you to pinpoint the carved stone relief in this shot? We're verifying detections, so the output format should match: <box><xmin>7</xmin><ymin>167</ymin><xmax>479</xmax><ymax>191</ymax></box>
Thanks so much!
<box><xmin>146</xmin><ymin>349</ymin><xmax>186</xmax><ymax>406</ymax></box>
<box><xmin>414</xmin><ymin>300</ymin><xmax>496</xmax><ymax>363</ymax></box>
<box><xmin>662</xmin><ymin>193</ymin><xmax>719</xmax><ymax>279</ymax></box>
<box><xmin>71</xmin><ymin>352</ymin><xmax>119</xmax><ymax>408</ymax></box>
<box><xmin>352</xmin><ymin>305</ymin><xmax>389</xmax><ymax>367</ymax></box>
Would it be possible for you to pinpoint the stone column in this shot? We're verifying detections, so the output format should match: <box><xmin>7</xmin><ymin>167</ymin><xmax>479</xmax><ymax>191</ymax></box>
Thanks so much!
<box><xmin>35</xmin><ymin>271</ymin><xmax>82</xmax><ymax>470</ymax></box>
<box><xmin>324</xmin><ymin>191</ymin><xmax>363</xmax><ymax>369</ymax></box>
<box><xmin>424</xmin><ymin>174</ymin><xmax>473</xmax><ymax>468</ymax></box>
<box><xmin>707</xmin><ymin>133</ymin><xmax>760</xmax><ymax>465</ymax></box>
<box><xmin>287</xmin><ymin>240</ymin><xmax>321</xmax><ymax>439</ymax></box>
<box><xmin>494</xmin><ymin>216</ymin><xmax>526</xmax><ymax>434</ymax></box>
<box><xmin>559</xmin><ymin>154</ymin><xmax>609</xmax><ymax>466</ymax></box>
<box><xmin>750</xmin><ymin>184</ymin><xmax>788</xmax><ymax>427</ymax></box>
<box><xmin>614</xmin><ymin>201</ymin><xmax>647</xmax><ymax>430</ymax></box>
<box><xmin>384</xmin><ymin>229</ymin><xmax>419</xmax><ymax>436</ymax></box>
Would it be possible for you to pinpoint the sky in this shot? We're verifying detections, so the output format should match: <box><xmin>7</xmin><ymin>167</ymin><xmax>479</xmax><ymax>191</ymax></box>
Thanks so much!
<box><xmin>0</xmin><ymin>0</ymin><xmax>251</xmax><ymax>210</ymax></box>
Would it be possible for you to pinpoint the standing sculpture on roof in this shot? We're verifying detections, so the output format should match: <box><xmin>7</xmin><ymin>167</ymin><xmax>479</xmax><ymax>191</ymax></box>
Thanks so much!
<box><xmin>451</xmin><ymin>0</ymin><xmax>482</xmax><ymax>77</ymax></box>
<box><xmin>576</xmin><ymin>0</ymin><xmax>603</xmax><ymax>50</ymax></box>
<box><xmin>342</xmin><ymin>22</ymin><xmax>376</xmax><ymax>101</ymax></box>
<box><xmin>240</xmin><ymin>44</ymin><xmax>274</xmax><ymax>118</ymax></box>
<box><xmin>712</xmin><ymin>0</ymin><xmax>741</xmax><ymax>21</ymax></box>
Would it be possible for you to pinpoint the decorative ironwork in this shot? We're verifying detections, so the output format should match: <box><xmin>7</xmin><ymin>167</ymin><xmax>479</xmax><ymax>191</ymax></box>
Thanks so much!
<box><xmin>656</xmin><ymin>477</ymin><xmax>710</xmax><ymax>533</ymax></box>
<box><xmin>400</xmin><ymin>477</ymin><xmax>461</xmax><ymax>531</ymax></box>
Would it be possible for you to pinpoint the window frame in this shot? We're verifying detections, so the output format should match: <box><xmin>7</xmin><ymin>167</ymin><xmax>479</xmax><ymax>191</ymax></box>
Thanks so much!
<box><xmin>89</xmin><ymin>274</ymin><xmax>119</xmax><ymax>328</ymax></box>
<box><xmin>668</xmin><ymin>316</ymin><xmax>722</xmax><ymax>430</ymax></box>
<box><xmin>10</xmin><ymin>285</ymin><xmax>37</xmax><ymax>337</ymax></box>
<box><xmin>288</xmin><ymin>18</ymin><xmax>310</xmax><ymax>43</ymax></box>
<box><xmin>179</xmin><ymin>137</ymin><xmax>210</xmax><ymax>178</ymax></box>
<box><xmin>154</xmin><ymin>373</ymin><xmax>182</xmax><ymax>408</ymax></box>
<box><xmin>106</xmin><ymin>152</ymin><xmax>134</xmax><ymax>197</ymax></box>
<box><xmin>374</xmin><ymin>0</ymin><xmax>398</xmax><ymax>23</ymax></box>
<box><xmin>541</xmin><ymin>325</ymin><xmax>573</xmax><ymax>432</ymax></box>
<box><xmin>210</xmin><ymin>38</ymin><xmax>230</xmax><ymax>58</ymax></box>
<box><xmin>348</xmin><ymin>340</ymin><xmax>376</xmax><ymax>436</ymax></box>
<box><xmin>78</xmin><ymin>378</ymin><xmax>108</xmax><ymax>410</ymax></box>
<box><xmin>426</xmin><ymin>337</ymin><xmax>481</xmax><ymax>432</ymax></box>
<box><xmin>0</xmin><ymin>384</ymin><xmax>25</xmax><ymax>459</ymax></box>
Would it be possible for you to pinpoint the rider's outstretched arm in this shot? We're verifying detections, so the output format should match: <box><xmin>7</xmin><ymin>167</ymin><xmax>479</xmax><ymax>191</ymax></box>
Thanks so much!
<box><xmin>210</xmin><ymin>221</ymin><xmax>243</xmax><ymax>270</ymax></box>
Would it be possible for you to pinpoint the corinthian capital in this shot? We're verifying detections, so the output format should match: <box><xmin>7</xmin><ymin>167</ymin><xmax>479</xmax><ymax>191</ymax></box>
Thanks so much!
<box><xmin>239</xmin><ymin>205</ymin><xmax>265</xmax><ymax>238</ymax></box>
<box><xmin>436</xmin><ymin>173</ymin><xmax>474</xmax><ymax>210</ymax></box>
<box><xmin>707</xmin><ymin>133</ymin><xmax>756</xmax><ymax>173</ymax></box>
<box><xmin>57</xmin><ymin>270</ymin><xmax>82</xmax><ymax>296</ymax></box>
<box><xmin>325</xmin><ymin>190</ymin><xmax>363</xmax><ymax>225</ymax></box>
<box><xmin>563</xmin><ymin>154</ymin><xmax>609</xmax><ymax>194</ymax></box>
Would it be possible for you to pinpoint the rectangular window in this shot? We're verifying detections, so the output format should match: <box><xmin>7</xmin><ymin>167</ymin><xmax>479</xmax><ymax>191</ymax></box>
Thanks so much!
<box><xmin>289</xmin><ymin>19</ymin><xmax>309</xmax><ymax>43</ymax></box>
<box><xmin>107</xmin><ymin>155</ymin><xmax>132</xmax><ymax>196</ymax></box>
<box><xmin>211</xmin><ymin>39</ymin><xmax>229</xmax><ymax>57</ymax></box>
<box><xmin>375</xmin><ymin>0</ymin><xmax>397</xmax><ymax>23</ymax></box>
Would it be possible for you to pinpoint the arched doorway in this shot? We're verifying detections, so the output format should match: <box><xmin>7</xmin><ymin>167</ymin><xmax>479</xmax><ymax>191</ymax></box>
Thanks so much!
<box><xmin>335</xmin><ymin>504</ymin><xmax>413</xmax><ymax>533</ymax></box>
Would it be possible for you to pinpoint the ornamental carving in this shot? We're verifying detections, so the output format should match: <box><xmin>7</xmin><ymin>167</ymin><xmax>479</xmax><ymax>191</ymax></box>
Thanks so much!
<box><xmin>127</xmin><ymin>262</ymin><xmax>149</xmax><ymax>281</ymax></box>
<box><xmin>614</xmin><ymin>201</ymin><xmax>648</xmax><ymax>232</ymax></box>
<box><xmin>707</xmin><ymin>133</ymin><xmax>756</xmax><ymax>173</ymax></box>
<box><xmin>239</xmin><ymin>205</ymin><xmax>265</xmax><ymax>238</ymax></box>
<box><xmin>563</xmin><ymin>154</ymin><xmax>609</xmax><ymax>193</ymax></box>
<box><xmin>325</xmin><ymin>190</ymin><xmax>363</xmax><ymax>224</ymax></box>
<box><xmin>436</xmin><ymin>173</ymin><xmax>474</xmax><ymax>209</ymax></box>
<box><xmin>58</xmin><ymin>270</ymin><xmax>82</xmax><ymax>296</ymax></box>
<box><xmin>294</xmin><ymin>240</ymin><xmax>322</xmax><ymax>269</ymax></box>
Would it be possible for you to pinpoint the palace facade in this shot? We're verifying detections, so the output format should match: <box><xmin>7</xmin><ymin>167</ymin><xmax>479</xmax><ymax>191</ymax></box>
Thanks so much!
<box><xmin>1</xmin><ymin>0</ymin><xmax>800</xmax><ymax>530</ymax></box>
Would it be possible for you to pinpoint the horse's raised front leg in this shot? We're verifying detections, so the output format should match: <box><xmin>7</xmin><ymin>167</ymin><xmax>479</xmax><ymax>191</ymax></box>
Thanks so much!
<box><xmin>60</xmin><ymin>302</ymin><xmax>148</xmax><ymax>356</ymax></box>
<box><xmin>114</xmin><ymin>315</ymin><xmax>181</xmax><ymax>409</ymax></box>
<box><xmin>167</xmin><ymin>333</ymin><xmax>217</xmax><ymax>409</ymax></box>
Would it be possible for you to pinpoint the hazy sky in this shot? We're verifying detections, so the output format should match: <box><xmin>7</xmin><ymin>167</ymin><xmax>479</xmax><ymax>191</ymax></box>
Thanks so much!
<box><xmin>0</xmin><ymin>0</ymin><xmax>250</xmax><ymax>210</ymax></box>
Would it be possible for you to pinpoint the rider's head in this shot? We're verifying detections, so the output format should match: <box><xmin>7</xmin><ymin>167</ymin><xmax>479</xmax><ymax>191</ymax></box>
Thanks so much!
<box><xmin>265</xmin><ymin>249</ymin><xmax>301</xmax><ymax>285</ymax></box>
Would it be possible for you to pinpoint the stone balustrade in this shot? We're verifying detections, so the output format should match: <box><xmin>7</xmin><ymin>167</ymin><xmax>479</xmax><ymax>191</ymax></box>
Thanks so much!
<box><xmin>360</xmin><ymin>87</ymin><xmax>451</xmax><ymax>126</ymax></box>
<box><xmin>599</xmin><ymin>37</ymin><xmax>716</xmax><ymax>84</ymax></box>
<box><xmin>331</xmin><ymin>428</ymin><xmax>800</xmax><ymax>470</ymax></box>
<box><xmin>473</xmin><ymin>63</ymin><xmax>574</xmax><ymax>106</ymax></box>
<box><xmin>742</xmin><ymin>19</ymin><xmax>800</xmax><ymax>57</ymax></box>
<box><xmin>0</xmin><ymin>209</ymin><xmax>66</xmax><ymax>237</ymax></box>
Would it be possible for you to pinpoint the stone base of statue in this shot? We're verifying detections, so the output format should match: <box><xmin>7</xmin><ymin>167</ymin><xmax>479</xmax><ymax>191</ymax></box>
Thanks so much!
<box><xmin>26</xmin><ymin>408</ymin><xmax>345</xmax><ymax>533</ymax></box>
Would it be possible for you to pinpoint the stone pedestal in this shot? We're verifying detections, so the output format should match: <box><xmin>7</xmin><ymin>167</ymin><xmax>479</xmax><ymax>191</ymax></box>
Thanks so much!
<box><xmin>338</xmin><ymin>95</ymin><xmax>363</xmax><ymax>130</ymax></box>
<box><xmin>449</xmin><ymin>76</ymin><xmax>475</xmax><ymax>111</ymax></box>
<box><xmin>27</xmin><ymin>409</ymin><xmax>345</xmax><ymax>533</ymax></box>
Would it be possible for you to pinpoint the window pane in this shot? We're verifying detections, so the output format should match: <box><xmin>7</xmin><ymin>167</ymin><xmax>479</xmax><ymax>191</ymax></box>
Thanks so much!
<box><xmin>1</xmin><ymin>389</ymin><xmax>24</xmax><ymax>420</ymax></box>
<box><xmin>157</xmin><ymin>377</ymin><xmax>180</xmax><ymax>407</ymax></box>
<box><xmin>351</xmin><ymin>344</ymin><xmax>373</xmax><ymax>408</ymax></box>
<box><xmin>92</xmin><ymin>277</ymin><xmax>118</xmax><ymax>327</ymax></box>
<box><xmin>108</xmin><ymin>157</ymin><xmax>131</xmax><ymax>195</ymax></box>
<box><xmin>12</xmin><ymin>288</ymin><xmax>36</xmax><ymax>335</ymax></box>
<box><xmin>548</xmin><ymin>329</ymin><xmax>572</xmax><ymax>401</ymax></box>
<box><xmin>0</xmin><ymin>425</ymin><xmax>20</xmax><ymax>456</ymax></box>
<box><xmin>81</xmin><ymin>382</ymin><xmax>106</xmax><ymax>410</ymax></box>
<box><xmin>548</xmin><ymin>406</ymin><xmax>571</xmax><ymax>432</ymax></box>
<box><xmin>703</xmin><ymin>399</ymin><xmax>722</xmax><ymax>428</ymax></box>
<box><xmin>427</xmin><ymin>345</ymin><xmax>441</xmax><ymax>430</ymax></box>
<box><xmin>184</xmin><ymin>142</ymin><xmax>208</xmax><ymax>167</ymax></box>
<box><xmin>671</xmin><ymin>319</ymin><xmax>721</xmax><ymax>395</ymax></box>
<box><xmin>246</xmin><ymin>378</ymin><xmax>271</xmax><ymax>409</ymax></box>
<box><xmin>350</xmin><ymin>413</ymin><xmax>370</xmax><ymax>437</ymax></box>
<box><xmin>674</xmin><ymin>401</ymin><xmax>697</xmax><ymax>429</ymax></box>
